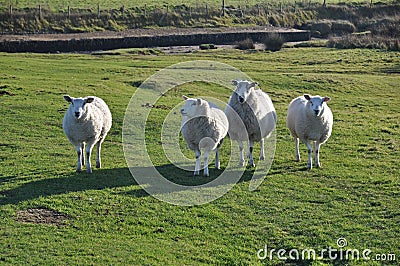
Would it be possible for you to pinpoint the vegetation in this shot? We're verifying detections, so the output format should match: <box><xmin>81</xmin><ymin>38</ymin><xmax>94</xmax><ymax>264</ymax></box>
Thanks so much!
<box><xmin>328</xmin><ymin>34</ymin><xmax>400</xmax><ymax>50</ymax></box>
<box><xmin>263</xmin><ymin>33</ymin><xmax>285</xmax><ymax>51</ymax></box>
<box><xmin>199</xmin><ymin>43</ymin><xmax>217</xmax><ymax>50</ymax></box>
<box><xmin>235</xmin><ymin>38</ymin><xmax>255</xmax><ymax>50</ymax></box>
<box><xmin>0</xmin><ymin>1</ymin><xmax>398</xmax><ymax>35</ymax></box>
<box><xmin>0</xmin><ymin>47</ymin><xmax>399</xmax><ymax>265</ymax></box>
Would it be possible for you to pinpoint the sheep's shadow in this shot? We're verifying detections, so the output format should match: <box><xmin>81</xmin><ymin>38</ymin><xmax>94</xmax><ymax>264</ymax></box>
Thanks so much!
<box><xmin>1</xmin><ymin>163</ymin><xmax>277</xmax><ymax>206</ymax></box>
<box><xmin>0</xmin><ymin>167</ymin><xmax>142</xmax><ymax>205</ymax></box>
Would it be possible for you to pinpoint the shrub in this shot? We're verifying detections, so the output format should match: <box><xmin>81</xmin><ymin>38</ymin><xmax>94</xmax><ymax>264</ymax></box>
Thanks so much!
<box><xmin>235</xmin><ymin>38</ymin><xmax>255</xmax><ymax>50</ymax></box>
<box><xmin>328</xmin><ymin>35</ymin><xmax>400</xmax><ymax>51</ymax></box>
<box><xmin>311</xmin><ymin>20</ymin><xmax>332</xmax><ymax>37</ymax></box>
<box><xmin>199</xmin><ymin>44</ymin><xmax>216</xmax><ymax>50</ymax></box>
<box><xmin>331</xmin><ymin>20</ymin><xmax>356</xmax><ymax>34</ymax></box>
<box><xmin>262</xmin><ymin>33</ymin><xmax>285</xmax><ymax>52</ymax></box>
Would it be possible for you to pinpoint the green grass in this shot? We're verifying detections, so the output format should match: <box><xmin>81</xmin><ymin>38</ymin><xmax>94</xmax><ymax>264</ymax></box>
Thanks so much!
<box><xmin>2</xmin><ymin>0</ymin><xmax>395</xmax><ymax>11</ymax></box>
<box><xmin>0</xmin><ymin>47</ymin><xmax>399</xmax><ymax>265</ymax></box>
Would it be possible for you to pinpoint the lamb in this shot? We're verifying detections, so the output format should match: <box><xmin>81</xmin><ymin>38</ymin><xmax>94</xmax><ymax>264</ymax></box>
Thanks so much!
<box><xmin>225</xmin><ymin>79</ymin><xmax>277</xmax><ymax>167</ymax></box>
<box><xmin>62</xmin><ymin>95</ymin><xmax>112</xmax><ymax>173</ymax></box>
<box><xmin>286</xmin><ymin>94</ymin><xmax>333</xmax><ymax>169</ymax></box>
<box><xmin>180</xmin><ymin>95</ymin><xmax>229</xmax><ymax>176</ymax></box>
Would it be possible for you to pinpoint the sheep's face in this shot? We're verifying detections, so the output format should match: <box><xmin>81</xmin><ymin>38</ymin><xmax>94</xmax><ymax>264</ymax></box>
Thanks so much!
<box><xmin>232</xmin><ymin>79</ymin><xmax>258</xmax><ymax>104</ymax></box>
<box><xmin>64</xmin><ymin>95</ymin><xmax>95</xmax><ymax>120</ymax></box>
<box><xmin>181</xmin><ymin>95</ymin><xmax>208</xmax><ymax>118</ymax></box>
<box><xmin>304</xmin><ymin>94</ymin><xmax>330</xmax><ymax>117</ymax></box>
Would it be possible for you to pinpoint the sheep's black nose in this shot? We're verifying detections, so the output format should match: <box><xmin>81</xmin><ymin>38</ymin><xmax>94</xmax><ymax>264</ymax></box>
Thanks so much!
<box><xmin>314</xmin><ymin>110</ymin><xmax>319</xmax><ymax>115</ymax></box>
<box><xmin>238</xmin><ymin>96</ymin><xmax>244</xmax><ymax>103</ymax></box>
<box><xmin>75</xmin><ymin>112</ymin><xmax>80</xmax><ymax>117</ymax></box>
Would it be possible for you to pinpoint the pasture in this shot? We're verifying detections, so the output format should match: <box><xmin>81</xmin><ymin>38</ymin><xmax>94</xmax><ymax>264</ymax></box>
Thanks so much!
<box><xmin>0</xmin><ymin>47</ymin><xmax>399</xmax><ymax>265</ymax></box>
<box><xmin>1</xmin><ymin>0</ymin><xmax>394</xmax><ymax>11</ymax></box>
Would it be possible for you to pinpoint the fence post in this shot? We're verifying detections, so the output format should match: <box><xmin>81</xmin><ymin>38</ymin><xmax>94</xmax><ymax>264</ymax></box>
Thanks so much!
<box><xmin>97</xmin><ymin>4</ymin><xmax>100</xmax><ymax>18</ymax></box>
<box><xmin>221</xmin><ymin>0</ymin><xmax>225</xmax><ymax>16</ymax></box>
<box><xmin>166</xmin><ymin>5</ymin><xmax>168</xmax><ymax>25</ymax></box>
<box><xmin>68</xmin><ymin>6</ymin><xmax>71</xmax><ymax>18</ymax></box>
<box><xmin>205</xmin><ymin>4</ymin><xmax>208</xmax><ymax>21</ymax></box>
<box><xmin>9</xmin><ymin>5</ymin><xmax>12</xmax><ymax>16</ymax></box>
<box><xmin>144</xmin><ymin>4</ymin><xmax>147</xmax><ymax>17</ymax></box>
<box><xmin>39</xmin><ymin>5</ymin><xmax>42</xmax><ymax>20</ymax></box>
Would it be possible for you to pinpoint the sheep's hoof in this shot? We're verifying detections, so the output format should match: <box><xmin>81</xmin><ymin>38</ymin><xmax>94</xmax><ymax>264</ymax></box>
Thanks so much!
<box><xmin>86</xmin><ymin>168</ymin><xmax>93</xmax><ymax>174</ymax></box>
<box><xmin>76</xmin><ymin>168</ymin><xmax>82</xmax><ymax>173</ymax></box>
<box><xmin>239</xmin><ymin>160</ymin><xmax>245</xmax><ymax>167</ymax></box>
<box><xmin>259</xmin><ymin>156</ymin><xmax>265</xmax><ymax>161</ymax></box>
<box><xmin>248</xmin><ymin>161</ymin><xmax>255</xmax><ymax>168</ymax></box>
<box><xmin>96</xmin><ymin>162</ymin><xmax>101</xmax><ymax>168</ymax></box>
<box><xmin>194</xmin><ymin>171</ymin><xmax>200</xmax><ymax>176</ymax></box>
<box><xmin>203</xmin><ymin>172</ymin><xmax>209</xmax><ymax>177</ymax></box>
<box><xmin>307</xmin><ymin>165</ymin><xmax>312</xmax><ymax>170</ymax></box>
<box><xmin>215</xmin><ymin>162</ymin><xmax>220</xmax><ymax>170</ymax></box>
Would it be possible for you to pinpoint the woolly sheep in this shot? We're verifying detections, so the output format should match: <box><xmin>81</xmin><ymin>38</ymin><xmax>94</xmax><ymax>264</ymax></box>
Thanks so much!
<box><xmin>225</xmin><ymin>79</ymin><xmax>277</xmax><ymax>167</ymax></box>
<box><xmin>286</xmin><ymin>94</ymin><xmax>333</xmax><ymax>169</ymax></box>
<box><xmin>63</xmin><ymin>95</ymin><xmax>112</xmax><ymax>173</ymax></box>
<box><xmin>180</xmin><ymin>95</ymin><xmax>229</xmax><ymax>176</ymax></box>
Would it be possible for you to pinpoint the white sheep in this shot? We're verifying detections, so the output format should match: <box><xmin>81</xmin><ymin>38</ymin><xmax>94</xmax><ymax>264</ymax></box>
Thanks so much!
<box><xmin>225</xmin><ymin>79</ymin><xmax>277</xmax><ymax>167</ymax></box>
<box><xmin>180</xmin><ymin>95</ymin><xmax>229</xmax><ymax>176</ymax></box>
<box><xmin>63</xmin><ymin>95</ymin><xmax>112</xmax><ymax>173</ymax></box>
<box><xmin>286</xmin><ymin>94</ymin><xmax>333</xmax><ymax>169</ymax></box>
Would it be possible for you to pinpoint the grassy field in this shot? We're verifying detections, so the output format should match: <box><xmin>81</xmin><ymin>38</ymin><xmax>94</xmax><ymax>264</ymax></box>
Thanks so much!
<box><xmin>1</xmin><ymin>0</ymin><xmax>394</xmax><ymax>11</ymax></box>
<box><xmin>0</xmin><ymin>47</ymin><xmax>399</xmax><ymax>265</ymax></box>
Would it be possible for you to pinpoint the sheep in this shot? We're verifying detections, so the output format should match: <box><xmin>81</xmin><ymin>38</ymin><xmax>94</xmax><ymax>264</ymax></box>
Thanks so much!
<box><xmin>62</xmin><ymin>95</ymin><xmax>112</xmax><ymax>173</ymax></box>
<box><xmin>225</xmin><ymin>79</ymin><xmax>277</xmax><ymax>167</ymax></box>
<box><xmin>180</xmin><ymin>95</ymin><xmax>229</xmax><ymax>176</ymax></box>
<box><xmin>286</xmin><ymin>94</ymin><xmax>333</xmax><ymax>169</ymax></box>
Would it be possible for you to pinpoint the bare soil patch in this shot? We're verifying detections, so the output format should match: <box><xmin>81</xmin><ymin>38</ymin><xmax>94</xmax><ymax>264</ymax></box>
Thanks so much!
<box><xmin>16</xmin><ymin>208</ymin><xmax>71</xmax><ymax>226</ymax></box>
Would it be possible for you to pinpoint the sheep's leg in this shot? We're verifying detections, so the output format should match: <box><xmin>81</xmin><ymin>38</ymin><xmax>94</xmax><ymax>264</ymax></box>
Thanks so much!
<box><xmin>294</xmin><ymin>138</ymin><xmax>300</xmax><ymax>162</ymax></box>
<box><xmin>75</xmin><ymin>145</ymin><xmax>83</xmax><ymax>172</ymax></box>
<box><xmin>215</xmin><ymin>148</ymin><xmax>220</xmax><ymax>170</ymax></box>
<box><xmin>96</xmin><ymin>140</ymin><xmax>102</xmax><ymax>168</ymax></box>
<box><xmin>81</xmin><ymin>143</ymin><xmax>85</xmax><ymax>166</ymax></box>
<box><xmin>248</xmin><ymin>140</ymin><xmax>255</xmax><ymax>167</ymax></box>
<box><xmin>259</xmin><ymin>138</ymin><xmax>265</xmax><ymax>161</ymax></box>
<box><xmin>203</xmin><ymin>149</ymin><xmax>210</xmax><ymax>177</ymax></box>
<box><xmin>238</xmin><ymin>140</ymin><xmax>245</xmax><ymax>167</ymax></box>
<box><xmin>306</xmin><ymin>141</ymin><xmax>313</xmax><ymax>170</ymax></box>
<box><xmin>314</xmin><ymin>141</ymin><xmax>321</xmax><ymax>168</ymax></box>
<box><xmin>85</xmin><ymin>141</ymin><xmax>96</xmax><ymax>174</ymax></box>
<box><xmin>194</xmin><ymin>149</ymin><xmax>201</xmax><ymax>176</ymax></box>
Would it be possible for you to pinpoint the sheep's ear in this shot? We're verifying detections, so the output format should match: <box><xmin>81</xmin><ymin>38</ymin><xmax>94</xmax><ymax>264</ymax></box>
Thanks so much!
<box><xmin>304</xmin><ymin>94</ymin><xmax>311</xmax><ymax>101</ymax></box>
<box><xmin>323</xmin><ymin>97</ymin><xmax>331</xmax><ymax>102</ymax></box>
<box><xmin>85</xmin><ymin>97</ymin><xmax>95</xmax><ymax>104</ymax></box>
<box><xmin>231</xmin><ymin>80</ymin><xmax>238</xmax><ymax>86</ymax></box>
<box><xmin>64</xmin><ymin>95</ymin><xmax>72</xmax><ymax>103</ymax></box>
<box><xmin>250</xmin><ymin>82</ymin><xmax>258</xmax><ymax>88</ymax></box>
<box><xmin>196</xmin><ymin>98</ymin><xmax>202</xmax><ymax>105</ymax></box>
<box><xmin>182</xmin><ymin>95</ymin><xmax>189</xmax><ymax>100</ymax></box>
